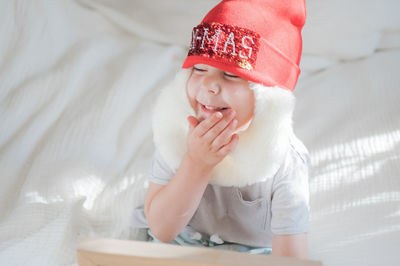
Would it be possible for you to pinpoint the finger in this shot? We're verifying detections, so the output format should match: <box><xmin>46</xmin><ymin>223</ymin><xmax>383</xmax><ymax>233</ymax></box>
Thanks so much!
<box><xmin>187</xmin><ymin>117</ymin><xmax>194</xmax><ymax>132</ymax></box>
<box><xmin>187</xmin><ymin>116</ymin><xmax>199</xmax><ymax>132</ymax></box>
<box><xmin>210</xmin><ymin>118</ymin><xmax>237</xmax><ymax>150</ymax></box>
<box><xmin>194</xmin><ymin>111</ymin><xmax>223</xmax><ymax>137</ymax></box>
<box><xmin>218</xmin><ymin>134</ymin><xmax>239</xmax><ymax>156</ymax></box>
<box><xmin>203</xmin><ymin>110</ymin><xmax>236</xmax><ymax>143</ymax></box>
<box><xmin>188</xmin><ymin>116</ymin><xmax>199</xmax><ymax>127</ymax></box>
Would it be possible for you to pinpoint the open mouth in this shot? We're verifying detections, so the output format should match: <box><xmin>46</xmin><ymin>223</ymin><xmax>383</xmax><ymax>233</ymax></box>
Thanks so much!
<box><xmin>200</xmin><ymin>103</ymin><xmax>230</xmax><ymax>114</ymax></box>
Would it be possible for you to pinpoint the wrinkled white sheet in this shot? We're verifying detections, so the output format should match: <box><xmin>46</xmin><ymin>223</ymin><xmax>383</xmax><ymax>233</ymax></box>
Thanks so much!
<box><xmin>0</xmin><ymin>0</ymin><xmax>399</xmax><ymax>265</ymax></box>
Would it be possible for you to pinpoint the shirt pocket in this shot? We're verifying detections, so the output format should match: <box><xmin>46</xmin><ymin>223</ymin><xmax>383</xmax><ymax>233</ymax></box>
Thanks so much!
<box><xmin>228</xmin><ymin>187</ymin><xmax>270</xmax><ymax>231</ymax></box>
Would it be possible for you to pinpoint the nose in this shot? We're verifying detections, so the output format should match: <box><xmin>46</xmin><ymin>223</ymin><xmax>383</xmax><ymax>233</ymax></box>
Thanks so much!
<box><xmin>202</xmin><ymin>75</ymin><xmax>221</xmax><ymax>95</ymax></box>
<box><xmin>208</xmin><ymin>84</ymin><xmax>220</xmax><ymax>95</ymax></box>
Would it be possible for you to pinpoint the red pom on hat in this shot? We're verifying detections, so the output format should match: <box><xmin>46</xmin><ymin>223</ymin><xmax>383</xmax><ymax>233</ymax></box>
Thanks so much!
<box><xmin>182</xmin><ymin>0</ymin><xmax>307</xmax><ymax>91</ymax></box>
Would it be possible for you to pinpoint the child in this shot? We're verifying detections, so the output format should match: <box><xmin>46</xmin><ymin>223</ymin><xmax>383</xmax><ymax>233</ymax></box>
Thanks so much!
<box><xmin>131</xmin><ymin>0</ymin><xmax>310</xmax><ymax>259</ymax></box>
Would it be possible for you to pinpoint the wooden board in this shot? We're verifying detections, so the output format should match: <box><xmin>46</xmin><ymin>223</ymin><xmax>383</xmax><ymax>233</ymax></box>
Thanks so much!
<box><xmin>77</xmin><ymin>238</ymin><xmax>323</xmax><ymax>266</ymax></box>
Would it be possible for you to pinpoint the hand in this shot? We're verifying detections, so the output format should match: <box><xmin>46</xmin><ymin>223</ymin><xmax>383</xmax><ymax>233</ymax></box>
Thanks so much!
<box><xmin>186</xmin><ymin>109</ymin><xmax>239</xmax><ymax>170</ymax></box>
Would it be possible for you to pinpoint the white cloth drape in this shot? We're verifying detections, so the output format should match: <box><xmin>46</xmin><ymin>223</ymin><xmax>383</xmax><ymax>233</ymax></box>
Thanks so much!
<box><xmin>0</xmin><ymin>0</ymin><xmax>399</xmax><ymax>265</ymax></box>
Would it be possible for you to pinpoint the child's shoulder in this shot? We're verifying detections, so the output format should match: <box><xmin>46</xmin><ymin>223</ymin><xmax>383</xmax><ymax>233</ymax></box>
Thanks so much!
<box><xmin>288</xmin><ymin>133</ymin><xmax>310</xmax><ymax>168</ymax></box>
<box><xmin>272</xmin><ymin>133</ymin><xmax>310</xmax><ymax>185</ymax></box>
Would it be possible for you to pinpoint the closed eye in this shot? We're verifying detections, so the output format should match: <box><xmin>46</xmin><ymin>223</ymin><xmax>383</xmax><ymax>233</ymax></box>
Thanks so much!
<box><xmin>193</xmin><ymin>66</ymin><xmax>206</xmax><ymax>72</ymax></box>
<box><xmin>224</xmin><ymin>72</ymin><xmax>239</xmax><ymax>78</ymax></box>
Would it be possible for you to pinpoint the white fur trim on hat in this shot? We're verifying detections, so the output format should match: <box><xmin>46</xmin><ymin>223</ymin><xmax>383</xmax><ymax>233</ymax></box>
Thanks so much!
<box><xmin>152</xmin><ymin>68</ymin><xmax>295</xmax><ymax>187</ymax></box>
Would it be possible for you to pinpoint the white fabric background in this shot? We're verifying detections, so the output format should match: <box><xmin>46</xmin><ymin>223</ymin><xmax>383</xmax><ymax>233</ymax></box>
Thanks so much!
<box><xmin>0</xmin><ymin>0</ymin><xmax>399</xmax><ymax>265</ymax></box>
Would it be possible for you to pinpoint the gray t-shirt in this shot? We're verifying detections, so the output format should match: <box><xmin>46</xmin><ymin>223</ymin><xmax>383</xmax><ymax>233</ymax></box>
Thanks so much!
<box><xmin>133</xmin><ymin>135</ymin><xmax>310</xmax><ymax>247</ymax></box>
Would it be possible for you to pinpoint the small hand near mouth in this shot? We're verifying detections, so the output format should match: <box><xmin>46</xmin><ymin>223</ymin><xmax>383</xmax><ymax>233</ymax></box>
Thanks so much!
<box><xmin>186</xmin><ymin>109</ymin><xmax>239</xmax><ymax>170</ymax></box>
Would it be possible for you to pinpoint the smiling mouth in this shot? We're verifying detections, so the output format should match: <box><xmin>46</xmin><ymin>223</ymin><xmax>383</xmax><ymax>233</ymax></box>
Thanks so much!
<box><xmin>199</xmin><ymin>103</ymin><xmax>230</xmax><ymax>115</ymax></box>
<box><xmin>203</xmin><ymin>104</ymin><xmax>229</xmax><ymax>111</ymax></box>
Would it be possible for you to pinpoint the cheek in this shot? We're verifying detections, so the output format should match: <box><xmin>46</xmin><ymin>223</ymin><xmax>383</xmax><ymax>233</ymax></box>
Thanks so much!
<box><xmin>186</xmin><ymin>75</ymin><xmax>197</xmax><ymax>97</ymax></box>
<box><xmin>247</xmin><ymin>91</ymin><xmax>255</xmax><ymax>115</ymax></box>
<box><xmin>186</xmin><ymin>79</ymin><xmax>199</xmax><ymax>109</ymax></box>
<box><xmin>229</xmin><ymin>90</ymin><xmax>255</xmax><ymax>125</ymax></box>
<box><xmin>186</xmin><ymin>85</ymin><xmax>196</xmax><ymax>100</ymax></box>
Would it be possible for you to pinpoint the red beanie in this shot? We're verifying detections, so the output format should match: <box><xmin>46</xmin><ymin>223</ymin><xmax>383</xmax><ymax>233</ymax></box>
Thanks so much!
<box><xmin>182</xmin><ymin>0</ymin><xmax>307</xmax><ymax>91</ymax></box>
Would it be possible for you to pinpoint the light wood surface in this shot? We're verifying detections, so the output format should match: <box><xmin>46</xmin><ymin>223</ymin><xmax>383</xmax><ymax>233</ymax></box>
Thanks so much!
<box><xmin>77</xmin><ymin>238</ymin><xmax>323</xmax><ymax>266</ymax></box>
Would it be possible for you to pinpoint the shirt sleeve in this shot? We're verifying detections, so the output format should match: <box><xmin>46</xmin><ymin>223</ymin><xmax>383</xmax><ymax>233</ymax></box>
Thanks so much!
<box><xmin>270</xmin><ymin>143</ymin><xmax>311</xmax><ymax>235</ymax></box>
<box><xmin>147</xmin><ymin>149</ymin><xmax>175</xmax><ymax>185</ymax></box>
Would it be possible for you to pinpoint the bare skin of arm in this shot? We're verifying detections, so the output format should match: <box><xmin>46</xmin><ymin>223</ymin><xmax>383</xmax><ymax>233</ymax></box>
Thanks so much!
<box><xmin>272</xmin><ymin>233</ymin><xmax>308</xmax><ymax>259</ymax></box>
<box><xmin>144</xmin><ymin>156</ymin><xmax>212</xmax><ymax>242</ymax></box>
<box><xmin>145</xmin><ymin>110</ymin><xmax>238</xmax><ymax>243</ymax></box>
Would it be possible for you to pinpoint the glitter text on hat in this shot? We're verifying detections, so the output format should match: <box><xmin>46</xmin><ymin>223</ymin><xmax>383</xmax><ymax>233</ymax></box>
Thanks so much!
<box><xmin>188</xmin><ymin>22</ymin><xmax>260</xmax><ymax>71</ymax></box>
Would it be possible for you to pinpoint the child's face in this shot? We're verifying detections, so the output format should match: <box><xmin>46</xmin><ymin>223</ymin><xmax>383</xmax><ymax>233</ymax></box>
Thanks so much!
<box><xmin>186</xmin><ymin>64</ymin><xmax>255</xmax><ymax>130</ymax></box>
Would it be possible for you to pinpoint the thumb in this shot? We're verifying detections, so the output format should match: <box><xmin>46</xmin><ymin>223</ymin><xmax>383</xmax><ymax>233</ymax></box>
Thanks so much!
<box><xmin>187</xmin><ymin>116</ymin><xmax>199</xmax><ymax>131</ymax></box>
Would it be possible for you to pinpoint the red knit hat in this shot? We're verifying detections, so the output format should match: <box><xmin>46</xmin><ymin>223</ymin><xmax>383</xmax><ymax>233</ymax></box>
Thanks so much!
<box><xmin>182</xmin><ymin>0</ymin><xmax>306</xmax><ymax>91</ymax></box>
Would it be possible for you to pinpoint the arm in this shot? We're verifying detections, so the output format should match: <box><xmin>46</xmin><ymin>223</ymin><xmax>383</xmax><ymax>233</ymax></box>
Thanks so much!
<box><xmin>272</xmin><ymin>233</ymin><xmax>308</xmax><ymax>259</ymax></box>
<box><xmin>270</xmin><ymin>142</ymin><xmax>310</xmax><ymax>259</ymax></box>
<box><xmin>145</xmin><ymin>110</ymin><xmax>238</xmax><ymax>243</ymax></box>
<box><xmin>144</xmin><ymin>155</ymin><xmax>212</xmax><ymax>243</ymax></box>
